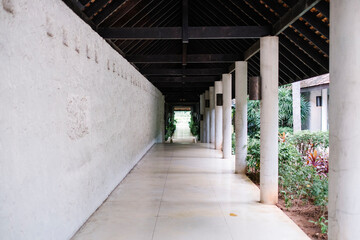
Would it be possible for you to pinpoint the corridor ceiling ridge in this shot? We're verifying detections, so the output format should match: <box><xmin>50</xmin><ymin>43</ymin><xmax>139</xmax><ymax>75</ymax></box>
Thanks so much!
<box><xmin>63</xmin><ymin>0</ymin><xmax>330</xmax><ymax>103</ymax></box>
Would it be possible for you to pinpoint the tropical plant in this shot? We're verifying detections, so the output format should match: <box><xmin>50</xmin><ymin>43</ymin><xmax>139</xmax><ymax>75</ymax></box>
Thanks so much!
<box><xmin>288</xmin><ymin>130</ymin><xmax>329</xmax><ymax>155</ymax></box>
<box><xmin>188</xmin><ymin>113</ymin><xmax>200</xmax><ymax>139</ymax></box>
<box><xmin>278</xmin><ymin>86</ymin><xmax>310</xmax><ymax>127</ymax></box>
<box><xmin>247</xmin><ymin>86</ymin><xmax>310</xmax><ymax>137</ymax></box>
<box><xmin>247</xmin><ymin>99</ymin><xmax>261</xmax><ymax>137</ymax></box>
<box><xmin>306</xmin><ymin>148</ymin><xmax>329</xmax><ymax>178</ymax></box>
<box><xmin>165</xmin><ymin>114</ymin><xmax>177</xmax><ymax>141</ymax></box>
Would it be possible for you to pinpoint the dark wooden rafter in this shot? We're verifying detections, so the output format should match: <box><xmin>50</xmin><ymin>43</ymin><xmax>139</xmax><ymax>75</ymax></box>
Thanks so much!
<box><xmin>97</xmin><ymin>0</ymin><xmax>144</xmax><ymax>27</ymax></box>
<box><xmin>262</xmin><ymin>0</ymin><xmax>328</xmax><ymax>55</ymax></box>
<box><xmin>84</xmin><ymin>0</ymin><xmax>110</xmax><ymax>17</ymax></box>
<box><xmin>118</xmin><ymin>1</ymin><xmax>180</xmax><ymax>55</ymax></box>
<box><xmin>98</xmin><ymin>26</ymin><xmax>271</xmax><ymax>40</ymax></box>
<box><xmin>242</xmin><ymin>0</ymin><xmax>321</xmax><ymax>62</ymax></box>
<box><xmin>226</xmin><ymin>0</ymin><xmax>323</xmax><ymax>82</ymax></box>
<box><xmin>148</xmin><ymin>76</ymin><xmax>219</xmax><ymax>83</ymax></box>
<box><xmin>192</xmin><ymin>0</ymin><xmax>287</xmax><ymax>84</ymax></box>
<box><xmin>79</xmin><ymin>0</ymin><xmax>90</xmax><ymax>6</ymax></box>
<box><xmin>302</xmin><ymin>11</ymin><xmax>329</xmax><ymax>39</ymax></box>
<box><xmin>182</xmin><ymin>0</ymin><xmax>189</xmax><ymax>66</ymax></box>
<box><xmin>291</xmin><ymin>21</ymin><xmax>328</xmax><ymax>55</ymax></box>
<box><xmin>141</xmin><ymin>68</ymin><xmax>227</xmax><ymax>76</ymax></box>
<box><xmin>92</xmin><ymin>0</ymin><xmax>127</xmax><ymax>26</ymax></box>
<box><xmin>62</xmin><ymin>0</ymin><xmax>96</xmax><ymax>30</ymax></box>
<box><xmin>63</xmin><ymin>0</ymin><xmax>330</xmax><ymax>103</ymax></box>
<box><xmin>314</xmin><ymin>0</ymin><xmax>329</xmax><ymax>19</ymax></box>
<box><xmin>272</xmin><ymin>0</ymin><xmax>322</xmax><ymax>35</ymax></box>
<box><xmin>108</xmin><ymin>0</ymin><xmax>162</xmax><ymax>28</ymax></box>
<box><xmin>156</xmin><ymin>83</ymin><xmax>212</xmax><ymax>88</ymax></box>
<box><xmin>127</xmin><ymin>54</ymin><xmax>241</xmax><ymax>63</ymax></box>
<box><xmin>282</xmin><ymin>29</ymin><xmax>328</xmax><ymax>69</ymax></box>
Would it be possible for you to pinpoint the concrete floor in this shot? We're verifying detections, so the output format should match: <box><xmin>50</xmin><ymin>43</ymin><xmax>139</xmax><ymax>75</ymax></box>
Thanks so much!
<box><xmin>72</xmin><ymin>143</ymin><xmax>310</xmax><ymax>240</ymax></box>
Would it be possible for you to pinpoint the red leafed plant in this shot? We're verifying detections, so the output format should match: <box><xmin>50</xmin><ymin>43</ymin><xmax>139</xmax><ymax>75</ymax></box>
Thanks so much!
<box><xmin>306</xmin><ymin>148</ymin><xmax>329</xmax><ymax>178</ymax></box>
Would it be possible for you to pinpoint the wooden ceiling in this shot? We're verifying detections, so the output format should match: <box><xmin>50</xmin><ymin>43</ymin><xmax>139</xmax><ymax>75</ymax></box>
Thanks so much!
<box><xmin>63</xmin><ymin>0</ymin><xmax>329</xmax><ymax>103</ymax></box>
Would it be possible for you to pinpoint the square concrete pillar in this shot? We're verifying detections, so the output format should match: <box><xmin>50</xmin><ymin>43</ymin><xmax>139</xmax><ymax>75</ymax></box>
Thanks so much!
<box><xmin>235</xmin><ymin>61</ymin><xmax>248</xmax><ymax>173</ymax></box>
<box><xmin>260</xmin><ymin>36</ymin><xmax>279</xmax><ymax>205</ymax></box>
<box><xmin>292</xmin><ymin>82</ymin><xmax>301</xmax><ymax>133</ymax></box>
<box><xmin>209</xmin><ymin>86</ymin><xmax>215</xmax><ymax>145</ymax></box>
<box><xmin>200</xmin><ymin>94</ymin><xmax>205</xmax><ymax>142</ymax></box>
<box><xmin>215</xmin><ymin>81</ymin><xmax>223</xmax><ymax>150</ymax></box>
<box><xmin>205</xmin><ymin>90</ymin><xmax>210</xmax><ymax>143</ymax></box>
<box><xmin>329</xmin><ymin>0</ymin><xmax>360</xmax><ymax>239</ymax></box>
<box><xmin>222</xmin><ymin>74</ymin><xmax>232</xmax><ymax>159</ymax></box>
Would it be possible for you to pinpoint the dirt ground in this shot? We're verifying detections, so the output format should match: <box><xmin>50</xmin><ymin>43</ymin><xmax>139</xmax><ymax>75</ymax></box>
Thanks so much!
<box><xmin>277</xmin><ymin>198</ymin><xmax>328</xmax><ymax>240</ymax></box>
<box><xmin>246</xmin><ymin>172</ymin><xmax>328</xmax><ymax>240</ymax></box>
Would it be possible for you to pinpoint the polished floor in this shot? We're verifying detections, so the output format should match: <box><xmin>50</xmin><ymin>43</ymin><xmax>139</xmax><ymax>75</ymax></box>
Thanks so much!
<box><xmin>72</xmin><ymin>143</ymin><xmax>310</xmax><ymax>240</ymax></box>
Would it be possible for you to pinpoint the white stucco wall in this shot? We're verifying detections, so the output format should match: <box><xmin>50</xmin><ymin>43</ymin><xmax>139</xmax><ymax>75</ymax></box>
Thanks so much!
<box><xmin>0</xmin><ymin>1</ymin><xmax>164</xmax><ymax>239</ymax></box>
<box><xmin>309</xmin><ymin>90</ymin><xmax>322</xmax><ymax>131</ymax></box>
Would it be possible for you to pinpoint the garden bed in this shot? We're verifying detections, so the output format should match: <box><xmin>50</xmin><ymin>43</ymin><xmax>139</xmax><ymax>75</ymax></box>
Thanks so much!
<box><xmin>277</xmin><ymin>198</ymin><xmax>328</xmax><ymax>240</ymax></box>
<box><xmin>243</xmin><ymin>130</ymin><xmax>329</xmax><ymax>239</ymax></box>
<box><xmin>246</xmin><ymin>173</ymin><xmax>328</xmax><ymax>240</ymax></box>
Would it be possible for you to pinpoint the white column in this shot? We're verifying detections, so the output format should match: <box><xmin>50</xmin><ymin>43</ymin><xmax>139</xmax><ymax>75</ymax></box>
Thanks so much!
<box><xmin>215</xmin><ymin>81</ymin><xmax>223</xmax><ymax>150</ymax></box>
<box><xmin>205</xmin><ymin>90</ymin><xmax>210</xmax><ymax>143</ymax></box>
<box><xmin>321</xmin><ymin>88</ymin><xmax>328</xmax><ymax>131</ymax></box>
<box><xmin>292</xmin><ymin>82</ymin><xmax>301</xmax><ymax>133</ymax></box>
<box><xmin>222</xmin><ymin>74</ymin><xmax>232</xmax><ymax>159</ymax></box>
<box><xmin>329</xmin><ymin>0</ymin><xmax>360</xmax><ymax>238</ymax></box>
<box><xmin>200</xmin><ymin>94</ymin><xmax>205</xmax><ymax>142</ymax></box>
<box><xmin>260</xmin><ymin>36</ymin><xmax>279</xmax><ymax>205</ymax></box>
<box><xmin>235</xmin><ymin>61</ymin><xmax>247</xmax><ymax>173</ymax></box>
<box><xmin>209</xmin><ymin>86</ymin><xmax>216</xmax><ymax>145</ymax></box>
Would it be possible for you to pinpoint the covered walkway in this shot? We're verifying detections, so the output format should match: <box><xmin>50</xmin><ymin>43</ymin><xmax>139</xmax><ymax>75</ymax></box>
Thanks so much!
<box><xmin>72</xmin><ymin>143</ymin><xmax>309</xmax><ymax>240</ymax></box>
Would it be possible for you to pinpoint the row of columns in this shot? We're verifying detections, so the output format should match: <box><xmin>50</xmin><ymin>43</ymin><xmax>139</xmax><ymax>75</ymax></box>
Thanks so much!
<box><xmin>198</xmin><ymin>1</ymin><xmax>359</xmax><ymax>236</ymax></box>
<box><xmin>200</xmin><ymin>36</ymin><xmax>279</xmax><ymax>205</ymax></box>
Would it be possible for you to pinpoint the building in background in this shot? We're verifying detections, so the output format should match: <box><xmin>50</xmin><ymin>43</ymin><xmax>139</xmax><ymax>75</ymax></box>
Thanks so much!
<box><xmin>300</xmin><ymin>74</ymin><xmax>329</xmax><ymax>131</ymax></box>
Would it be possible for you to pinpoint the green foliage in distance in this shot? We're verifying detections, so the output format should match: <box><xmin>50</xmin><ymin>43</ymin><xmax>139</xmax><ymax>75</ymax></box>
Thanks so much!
<box><xmin>165</xmin><ymin>114</ymin><xmax>177</xmax><ymax>141</ymax></box>
<box><xmin>189</xmin><ymin>113</ymin><xmax>200</xmax><ymax>139</ymax></box>
<box><xmin>247</xmin><ymin>86</ymin><xmax>310</xmax><ymax>137</ymax></box>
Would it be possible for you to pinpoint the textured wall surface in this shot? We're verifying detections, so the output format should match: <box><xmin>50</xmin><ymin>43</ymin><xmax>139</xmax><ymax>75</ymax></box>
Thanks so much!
<box><xmin>0</xmin><ymin>1</ymin><xmax>164</xmax><ymax>239</ymax></box>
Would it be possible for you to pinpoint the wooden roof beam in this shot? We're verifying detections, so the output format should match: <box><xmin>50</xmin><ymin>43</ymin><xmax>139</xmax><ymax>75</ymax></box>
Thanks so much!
<box><xmin>148</xmin><ymin>76</ymin><xmax>219</xmax><ymax>83</ymax></box>
<box><xmin>98</xmin><ymin>26</ymin><xmax>271</xmax><ymax>40</ymax></box>
<box><xmin>141</xmin><ymin>68</ymin><xmax>227</xmax><ymax>76</ymax></box>
<box><xmin>127</xmin><ymin>54</ymin><xmax>241</xmax><ymax>63</ymax></box>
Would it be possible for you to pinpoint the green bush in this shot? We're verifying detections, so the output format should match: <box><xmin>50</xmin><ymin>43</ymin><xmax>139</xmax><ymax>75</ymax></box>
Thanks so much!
<box><xmin>288</xmin><ymin>130</ymin><xmax>329</xmax><ymax>155</ymax></box>
<box><xmin>246</xmin><ymin>137</ymin><xmax>261</xmax><ymax>174</ymax></box>
<box><xmin>165</xmin><ymin>114</ymin><xmax>176</xmax><ymax>141</ymax></box>
<box><xmin>278</xmin><ymin>141</ymin><xmax>328</xmax><ymax>207</ymax></box>
<box><xmin>232</xmin><ymin>132</ymin><xmax>236</xmax><ymax>155</ymax></box>
<box><xmin>247</xmin><ymin>100</ymin><xmax>260</xmax><ymax>137</ymax></box>
<box><xmin>188</xmin><ymin>113</ymin><xmax>199</xmax><ymax>139</ymax></box>
<box><xmin>245</xmin><ymin>137</ymin><xmax>328</xmax><ymax>207</ymax></box>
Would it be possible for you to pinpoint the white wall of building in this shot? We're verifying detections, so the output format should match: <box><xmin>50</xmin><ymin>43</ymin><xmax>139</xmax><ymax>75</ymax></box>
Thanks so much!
<box><xmin>0</xmin><ymin>1</ymin><xmax>164</xmax><ymax>239</ymax></box>
<box><xmin>309</xmin><ymin>90</ymin><xmax>322</xmax><ymax>131</ymax></box>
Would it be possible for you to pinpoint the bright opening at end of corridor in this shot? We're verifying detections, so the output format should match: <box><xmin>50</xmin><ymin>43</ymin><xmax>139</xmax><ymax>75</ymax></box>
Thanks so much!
<box><xmin>173</xmin><ymin>109</ymin><xmax>193</xmax><ymax>143</ymax></box>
